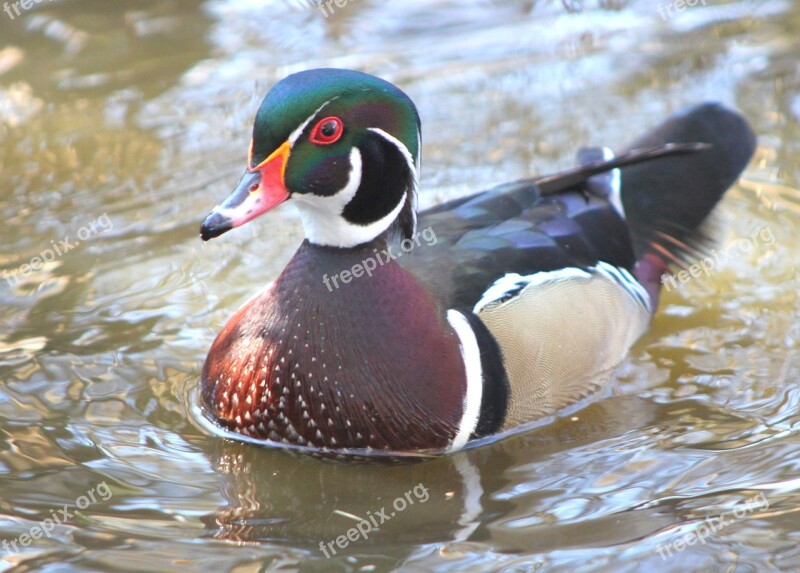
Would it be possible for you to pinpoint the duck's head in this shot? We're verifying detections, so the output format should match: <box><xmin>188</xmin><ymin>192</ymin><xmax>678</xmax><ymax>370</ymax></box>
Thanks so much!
<box><xmin>200</xmin><ymin>68</ymin><xmax>421</xmax><ymax>247</ymax></box>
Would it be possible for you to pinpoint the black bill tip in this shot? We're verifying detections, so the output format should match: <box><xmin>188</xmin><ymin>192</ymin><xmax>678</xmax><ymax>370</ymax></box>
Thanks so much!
<box><xmin>200</xmin><ymin>212</ymin><xmax>233</xmax><ymax>241</ymax></box>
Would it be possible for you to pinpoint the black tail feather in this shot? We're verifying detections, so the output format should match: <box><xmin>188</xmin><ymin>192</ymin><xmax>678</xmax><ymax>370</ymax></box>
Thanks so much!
<box><xmin>619</xmin><ymin>102</ymin><xmax>757</xmax><ymax>263</ymax></box>
<box><xmin>534</xmin><ymin>143</ymin><xmax>710</xmax><ymax>195</ymax></box>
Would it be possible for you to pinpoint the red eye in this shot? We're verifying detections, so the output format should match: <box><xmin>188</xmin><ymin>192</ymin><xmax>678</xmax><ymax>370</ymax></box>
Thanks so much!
<box><xmin>309</xmin><ymin>116</ymin><xmax>343</xmax><ymax>145</ymax></box>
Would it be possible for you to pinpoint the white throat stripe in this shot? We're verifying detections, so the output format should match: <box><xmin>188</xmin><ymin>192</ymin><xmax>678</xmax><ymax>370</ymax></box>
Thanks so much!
<box><xmin>292</xmin><ymin>147</ymin><xmax>407</xmax><ymax>247</ymax></box>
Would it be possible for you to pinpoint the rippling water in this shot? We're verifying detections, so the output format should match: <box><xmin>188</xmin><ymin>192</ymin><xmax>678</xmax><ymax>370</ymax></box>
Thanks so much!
<box><xmin>1</xmin><ymin>0</ymin><xmax>799</xmax><ymax>571</ymax></box>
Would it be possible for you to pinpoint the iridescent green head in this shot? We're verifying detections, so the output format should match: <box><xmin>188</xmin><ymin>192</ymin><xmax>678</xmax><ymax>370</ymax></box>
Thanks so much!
<box><xmin>201</xmin><ymin>68</ymin><xmax>421</xmax><ymax>247</ymax></box>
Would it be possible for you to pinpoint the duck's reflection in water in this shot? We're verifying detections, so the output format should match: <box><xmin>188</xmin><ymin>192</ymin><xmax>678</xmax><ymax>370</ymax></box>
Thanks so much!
<box><xmin>199</xmin><ymin>394</ymin><xmax>665</xmax><ymax>554</ymax></box>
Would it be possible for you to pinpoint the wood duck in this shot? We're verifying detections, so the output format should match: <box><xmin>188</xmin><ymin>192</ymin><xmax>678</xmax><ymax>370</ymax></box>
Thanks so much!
<box><xmin>199</xmin><ymin>68</ymin><xmax>755</xmax><ymax>456</ymax></box>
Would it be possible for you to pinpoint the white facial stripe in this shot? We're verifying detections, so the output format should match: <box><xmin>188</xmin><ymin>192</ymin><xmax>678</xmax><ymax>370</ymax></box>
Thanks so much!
<box><xmin>293</xmin><ymin>146</ymin><xmax>362</xmax><ymax>216</ymax></box>
<box><xmin>412</xmin><ymin>130</ymin><xmax>421</xmax><ymax>231</ymax></box>
<box><xmin>368</xmin><ymin>127</ymin><xmax>417</xmax><ymax>181</ymax></box>
<box><xmin>369</xmin><ymin>127</ymin><xmax>419</xmax><ymax>234</ymax></box>
<box><xmin>288</xmin><ymin>97</ymin><xmax>339</xmax><ymax>146</ymax></box>
<box><xmin>446</xmin><ymin>309</ymin><xmax>483</xmax><ymax>452</ymax></box>
<box><xmin>292</xmin><ymin>147</ymin><xmax>408</xmax><ymax>247</ymax></box>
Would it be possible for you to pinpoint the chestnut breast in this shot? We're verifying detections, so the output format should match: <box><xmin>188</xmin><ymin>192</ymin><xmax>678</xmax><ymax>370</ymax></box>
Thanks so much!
<box><xmin>201</xmin><ymin>239</ymin><xmax>468</xmax><ymax>452</ymax></box>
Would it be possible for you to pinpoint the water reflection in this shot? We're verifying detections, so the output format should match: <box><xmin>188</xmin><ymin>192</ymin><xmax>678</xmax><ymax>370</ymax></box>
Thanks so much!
<box><xmin>0</xmin><ymin>0</ymin><xmax>212</xmax><ymax>98</ymax></box>
<box><xmin>202</xmin><ymin>396</ymin><xmax>662</xmax><ymax>552</ymax></box>
<box><xmin>1</xmin><ymin>0</ymin><xmax>800</xmax><ymax>571</ymax></box>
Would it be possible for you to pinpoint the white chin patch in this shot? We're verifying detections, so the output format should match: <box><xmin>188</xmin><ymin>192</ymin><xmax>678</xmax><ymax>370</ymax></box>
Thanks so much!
<box><xmin>292</xmin><ymin>147</ymin><xmax>406</xmax><ymax>248</ymax></box>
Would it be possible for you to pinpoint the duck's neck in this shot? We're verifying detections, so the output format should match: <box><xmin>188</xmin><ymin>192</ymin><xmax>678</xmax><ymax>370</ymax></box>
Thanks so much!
<box><xmin>201</xmin><ymin>237</ymin><xmax>468</xmax><ymax>452</ymax></box>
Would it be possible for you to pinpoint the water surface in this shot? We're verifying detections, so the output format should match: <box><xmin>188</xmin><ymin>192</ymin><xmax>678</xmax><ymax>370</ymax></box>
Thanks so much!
<box><xmin>1</xmin><ymin>0</ymin><xmax>799</xmax><ymax>571</ymax></box>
